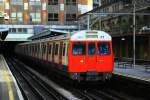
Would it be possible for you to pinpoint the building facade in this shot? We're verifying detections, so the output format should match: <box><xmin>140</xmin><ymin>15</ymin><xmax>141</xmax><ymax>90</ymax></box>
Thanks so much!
<box><xmin>93</xmin><ymin>0</ymin><xmax>101</xmax><ymax>8</ymax></box>
<box><xmin>0</xmin><ymin>0</ymin><xmax>93</xmax><ymax>35</ymax></box>
<box><xmin>79</xmin><ymin>0</ymin><xmax>150</xmax><ymax>61</ymax></box>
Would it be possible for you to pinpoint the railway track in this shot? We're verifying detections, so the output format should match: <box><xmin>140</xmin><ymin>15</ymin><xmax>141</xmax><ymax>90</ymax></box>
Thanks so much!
<box><xmin>83</xmin><ymin>88</ymin><xmax>130</xmax><ymax>100</ymax></box>
<box><xmin>7</xmin><ymin>57</ymin><xmax>149</xmax><ymax>100</ymax></box>
<box><xmin>13</xmin><ymin>58</ymin><xmax>92</xmax><ymax>100</ymax></box>
<box><xmin>6</xmin><ymin>57</ymin><xmax>67</xmax><ymax>100</ymax></box>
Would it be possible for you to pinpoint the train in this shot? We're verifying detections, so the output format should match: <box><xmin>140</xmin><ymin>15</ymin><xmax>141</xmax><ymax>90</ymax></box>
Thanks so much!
<box><xmin>15</xmin><ymin>30</ymin><xmax>114</xmax><ymax>81</ymax></box>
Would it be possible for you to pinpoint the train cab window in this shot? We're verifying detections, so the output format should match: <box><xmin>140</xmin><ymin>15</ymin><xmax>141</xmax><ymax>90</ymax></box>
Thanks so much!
<box><xmin>55</xmin><ymin>44</ymin><xmax>59</xmax><ymax>55</ymax></box>
<box><xmin>88</xmin><ymin>42</ymin><xmax>95</xmax><ymax>55</ymax></box>
<box><xmin>63</xmin><ymin>43</ymin><xmax>66</xmax><ymax>56</ymax></box>
<box><xmin>97</xmin><ymin>42</ymin><xmax>110</xmax><ymax>55</ymax></box>
<box><xmin>72</xmin><ymin>42</ymin><xmax>86</xmax><ymax>55</ymax></box>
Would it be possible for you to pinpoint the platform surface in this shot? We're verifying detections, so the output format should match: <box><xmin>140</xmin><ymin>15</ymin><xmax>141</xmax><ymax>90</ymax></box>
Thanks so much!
<box><xmin>0</xmin><ymin>55</ymin><xmax>23</xmax><ymax>100</ymax></box>
<box><xmin>113</xmin><ymin>63</ymin><xmax>150</xmax><ymax>82</ymax></box>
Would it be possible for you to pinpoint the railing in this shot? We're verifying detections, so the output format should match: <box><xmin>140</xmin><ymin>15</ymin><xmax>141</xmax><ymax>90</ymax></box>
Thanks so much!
<box><xmin>115</xmin><ymin>57</ymin><xmax>133</xmax><ymax>68</ymax></box>
<box><xmin>115</xmin><ymin>57</ymin><xmax>150</xmax><ymax>72</ymax></box>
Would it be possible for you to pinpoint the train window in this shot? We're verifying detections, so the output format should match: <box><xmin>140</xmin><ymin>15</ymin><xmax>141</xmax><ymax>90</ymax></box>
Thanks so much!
<box><xmin>72</xmin><ymin>42</ymin><xmax>86</xmax><ymax>55</ymax></box>
<box><xmin>63</xmin><ymin>43</ymin><xmax>66</xmax><ymax>56</ymax></box>
<box><xmin>33</xmin><ymin>45</ymin><xmax>34</xmax><ymax>53</ymax></box>
<box><xmin>97</xmin><ymin>42</ymin><xmax>110</xmax><ymax>55</ymax></box>
<box><xmin>35</xmin><ymin>45</ymin><xmax>37</xmax><ymax>53</ymax></box>
<box><xmin>42</xmin><ymin>44</ymin><xmax>44</xmax><ymax>54</ymax></box>
<box><xmin>44</xmin><ymin>45</ymin><xmax>46</xmax><ymax>53</ymax></box>
<box><xmin>55</xmin><ymin>44</ymin><xmax>59</xmax><ymax>55</ymax></box>
<box><xmin>88</xmin><ymin>42</ymin><xmax>95</xmax><ymax>55</ymax></box>
<box><xmin>66</xmin><ymin>43</ymin><xmax>68</xmax><ymax>56</ymax></box>
<box><xmin>48</xmin><ymin>44</ymin><xmax>52</xmax><ymax>54</ymax></box>
<box><xmin>34</xmin><ymin>45</ymin><xmax>36</xmax><ymax>53</ymax></box>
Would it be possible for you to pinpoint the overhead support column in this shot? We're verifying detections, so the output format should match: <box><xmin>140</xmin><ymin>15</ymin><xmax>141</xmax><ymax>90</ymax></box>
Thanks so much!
<box><xmin>23</xmin><ymin>0</ymin><xmax>29</xmax><ymax>24</ymax></box>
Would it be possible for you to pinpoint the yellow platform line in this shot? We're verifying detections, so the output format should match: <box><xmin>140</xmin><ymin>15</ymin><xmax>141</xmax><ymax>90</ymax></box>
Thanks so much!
<box><xmin>0</xmin><ymin>55</ymin><xmax>14</xmax><ymax>100</ymax></box>
<box><xmin>3</xmin><ymin>70</ymin><xmax>14</xmax><ymax>100</ymax></box>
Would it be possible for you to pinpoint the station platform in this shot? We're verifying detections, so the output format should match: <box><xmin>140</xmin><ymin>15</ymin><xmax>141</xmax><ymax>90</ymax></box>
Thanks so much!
<box><xmin>113</xmin><ymin>63</ymin><xmax>150</xmax><ymax>83</ymax></box>
<box><xmin>0</xmin><ymin>55</ymin><xmax>23</xmax><ymax>100</ymax></box>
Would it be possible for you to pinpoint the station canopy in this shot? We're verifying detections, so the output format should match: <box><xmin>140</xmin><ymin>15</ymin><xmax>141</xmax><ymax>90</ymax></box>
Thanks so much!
<box><xmin>0</xmin><ymin>28</ymin><xmax>9</xmax><ymax>40</ymax></box>
<box><xmin>28</xmin><ymin>29</ymin><xmax>70</xmax><ymax>40</ymax></box>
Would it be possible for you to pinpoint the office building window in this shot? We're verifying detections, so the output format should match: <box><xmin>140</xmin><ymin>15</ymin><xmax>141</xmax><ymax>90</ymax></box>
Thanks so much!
<box><xmin>66</xmin><ymin>0</ymin><xmax>76</xmax><ymax>5</ymax></box>
<box><xmin>11</xmin><ymin>12</ymin><xmax>23</xmax><ymax>24</ymax></box>
<box><xmin>66</xmin><ymin>14</ymin><xmax>76</xmax><ymax>21</ymax></box>
<box><xmin>48</xmin><ymin>0</ymin><xmax>58</xmax><ymax>5</ymax></box>
<box><xmin>48</xmin><ymin>13</ymin><xmax>58</xmax><ymax>21</ymax></box>
<box><xmin>30</xmin><ymin>12</ymin><xmax>41</xmax><ymax>23</ymax></box>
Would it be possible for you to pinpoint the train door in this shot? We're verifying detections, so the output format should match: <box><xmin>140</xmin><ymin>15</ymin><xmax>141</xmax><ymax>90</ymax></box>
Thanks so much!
<box><xmin>96</xmin><ymin>41</ymin><xmax>113</xmax><ymax>72</ymax></box>
<box><xmin>47</xmin><ymin>43</ymin><xmax>52</xmax><ymax>62</ymax></box>
<box><xmin>54</xmin><ymin>42</ymin><xmax>59</xmax><ymax>68</ymax></box>
<box><xmin>58</xmin><ymin>42</ymin><xmax>63</xmax><ymax>69</ymax></box>
<box><xmin>86</xmin><ymin>42</ymin><xmax>97</xmax><ymax>71</ymax></box>
<box><xmin>52</xmin><ymin>42</ymin><xmax>55</xmax><ymax>67</ymax></box>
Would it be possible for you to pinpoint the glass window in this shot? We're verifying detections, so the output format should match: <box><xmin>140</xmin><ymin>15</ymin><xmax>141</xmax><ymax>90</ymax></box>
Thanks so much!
<box><xmin>97</xmin><ymin>42</ymin><xmax>110</xmax><ymax>55</ymax></box>
<box><xmin>72</xmin><ymin>42</ymin><xmax>86</xmax><ymax>55</ymax></box>
<box><xmin>11</xmin><ymin>13</ymin><xmax>16</xmax><ymax>17</ymax></box>
<box><xmin>66</xmin><ymin>0</ymin><xmax>76</xmax><ymax>5</ymax></box>
<box><xmin>63</xmin><ymin>43</ymin><xmax>66</xmax><ymax>56</ymax></box>
<box><xmin>18</xmin><ymin>28</ymin><xmax>22</xmax><ymax>32</ymax></box>
<box><xmin>48</xmin><ymin>44</ymin><xmax>52</xmax><ymax>54</ymax></box>
<box><xmin>30</xmin><ymin>12</ymin><xmax>41</xmax><ymax>23</ymax></box>
<box><xmin>48</xmin><ymin>0</ymin><xmax>58</xmax><ymax>5</ymax></box>
<box><xmin>55</xmin><ymin>44</ymin><xmax>59</xmax><ymax>55</ymax></box>
<box><xmin>23</xmin><ymin>28</ymin><xmax>27</xmax><ymax>32</ymax></box>
<box><xmin>43</xmin><ymin>45</ymin><xmax>46</xmax><ymax>53</ymax></box>
<box><xmin>48</xmin><ymin>13</ymin><xmax>58</xmax><ymax>21</ymax></box>
<box><xmin>88</xmin><ymin>42</ymin><xmax>95</xmax><ymax>55</ymax></box>
<box><xmin>66</xmin><ymin>14</ymin><xmax>76</xmax><ymax>21</ymax></box>
<box><xmin>12</xmin><ymin>28</ymin><xmax>16</xmax><ymax>32</ymax></box>
<box><xmin>66</xmin><ymin>43</ymin><xmax>68</xmax><ymax>56</ymax></box>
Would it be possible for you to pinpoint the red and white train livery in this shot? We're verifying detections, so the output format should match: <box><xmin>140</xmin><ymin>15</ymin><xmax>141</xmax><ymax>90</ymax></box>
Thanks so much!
<box><xmin>15</xmin><ymin>30</ymin><xmax>114</xmax><ymax>81</ymax></box>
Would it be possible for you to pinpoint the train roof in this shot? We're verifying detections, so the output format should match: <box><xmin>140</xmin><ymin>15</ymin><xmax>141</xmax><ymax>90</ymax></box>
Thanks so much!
<box><xmin>71</xmin><ymin>30</ymin><xmax>112</xmax><ymax>41</ymax></box>
<box><xmin>17</xmin><ymin>30</ymin><xmax>112</xmax><ymax>46</ymax></box>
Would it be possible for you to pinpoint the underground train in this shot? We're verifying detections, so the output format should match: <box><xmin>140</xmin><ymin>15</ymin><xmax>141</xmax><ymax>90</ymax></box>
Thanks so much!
<box><xmin>15</xmin><ymin>30</ymin><xmax>114</xmax><ymax>81</ymax></box>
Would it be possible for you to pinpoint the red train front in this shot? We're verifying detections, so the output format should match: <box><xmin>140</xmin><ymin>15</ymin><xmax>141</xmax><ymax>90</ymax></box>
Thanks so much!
<box><xmin>15</xmin><ymin>30</ymin><xmax>114</xmax><ymax>81</ymax></box>
<box><xmin>68</xmin><ymin>31</ymin><xmax>114</xmax><ymax>81</ymax></box>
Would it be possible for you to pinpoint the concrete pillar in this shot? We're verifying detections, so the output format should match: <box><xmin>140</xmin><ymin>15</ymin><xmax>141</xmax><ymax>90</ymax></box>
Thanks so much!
<box><xmin>23</xmin><ymin>0</ymin><xmax>29</xmax><ymax>24</ymax></box>
<box><xmin>4</xmin><ymin>0</ymin><xmax>10</xmax><ymax>24</ymax></box>
<box><xmin>59</xmin><ymin>0</ymin><xmax>64</xmax><ymax>25</ymax></box>
<box><xmin>41</xmin><ymin>0</ymin><xmax>47</xmax><ymax>24</ymax></box>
